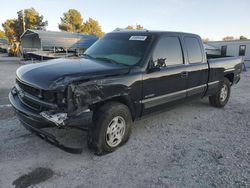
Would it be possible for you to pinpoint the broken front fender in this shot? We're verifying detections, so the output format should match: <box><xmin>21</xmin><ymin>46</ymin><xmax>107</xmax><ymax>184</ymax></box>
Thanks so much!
<box><xmin>66</xmin><ymin>78</ymin><xmax>133</xmax><ymax>115</ymax></box>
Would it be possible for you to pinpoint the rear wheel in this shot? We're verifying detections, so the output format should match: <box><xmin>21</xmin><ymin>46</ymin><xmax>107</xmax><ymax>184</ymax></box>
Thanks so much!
<box><xmin>209</xmin><ymin>78</ymin><xmax>231</xmax><ymax>108</ymax></box>
<box><xmin>87</xmin><ymin>102</ymin><xmax>132</xmax><ymax>155</ymax></box>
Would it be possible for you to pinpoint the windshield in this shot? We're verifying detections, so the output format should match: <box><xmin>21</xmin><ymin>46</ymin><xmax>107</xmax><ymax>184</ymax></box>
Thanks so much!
<box><xmin>84</xmin><ymin>33</ymin><xmax>152</xmax><ymax>66</ymax></box>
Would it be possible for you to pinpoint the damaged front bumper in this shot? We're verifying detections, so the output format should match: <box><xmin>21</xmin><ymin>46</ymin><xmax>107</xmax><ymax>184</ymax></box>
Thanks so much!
<box><xmin>9</xmin><ymin>91</ymin><xmax>93</xmax><ymax>153</ymax></box>
<box><xmin>20</xmin><ymin>118</ymin><xmax>83</xmax><ymax>154</ymax></box>
<box><xmin>9</xmin><ymin>89</ymin><xmax>93</xmax><ymax>129</ymax></box>
<box><xmin>40</xmin><ymin>111</ymin><xmax>68</xmax><ymax>126</ymax></box>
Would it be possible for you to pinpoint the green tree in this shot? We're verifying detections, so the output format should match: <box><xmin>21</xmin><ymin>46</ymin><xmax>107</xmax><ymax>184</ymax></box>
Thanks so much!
<box><xmin>82</xmin><ymin>18</ymin><xmax>104</xmax><ymax>37</ymax></box>
<box><xmin>2</xmin><ymin>19</ymin><xmax>17</xmax><ymax>43</ymax></box>
<box><xmin>125</xmin><ymin>24</ymin><xmax>144</xmax><ymax>30</ymax></box>
<box><xmin>2</xmin><ymin>8</ymin><xmax>47</xmax><ymax>43</ymax></box>
<box><xmin>22</xmin><ymin>8</ymin><xmax>47</xmax><ymax>30</ymax></box>
<box><xmin>126</xmin><ymin>25</ymin><xmax>134</xmax><ymax>30</ymax></box>
<box><xmin>59</xmin><ymin>9</ymin><xmax>104</xmax><ymax>37</ymax></box>
<box><xmin>59</xmin><ymin>9</ymin><xmax>84</xmax><ymax>32</ymax></box>
<box><xmin>16</xmin><ymin>8</ymin><xmax>47</xmax><ymax>40</ymax></box>
<box><xmin>239</xmin><ymin>36</ymin><xmax>247</xmax><ymax>40</ymax></box>
<box><xmin>222</xmin><ymin>36</ymin><xmax>234</xmax><ymax>41</ymax></box>
<box><xmin>136</xmin><ymin>24</ymin><xmax>144</xmax><ymax>30</ymax></box>
<box><xmin>0</xmin><ymin>30</ymin><xmax>6</xmax><ymax>38</ymax></box>
<box><xmin>202</xmin><ymin>38</ymin><xmax>210</xmax><ymax>43</ymax></box>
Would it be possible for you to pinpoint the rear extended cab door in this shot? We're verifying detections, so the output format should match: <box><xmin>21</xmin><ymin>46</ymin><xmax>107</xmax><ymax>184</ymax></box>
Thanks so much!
<box><xmin>180</xmin><ymin>34</ymin><xmax>209</xmax><ymax>99</ymax></box>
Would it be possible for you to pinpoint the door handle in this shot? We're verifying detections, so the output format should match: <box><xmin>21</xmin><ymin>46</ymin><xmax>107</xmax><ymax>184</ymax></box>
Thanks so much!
<box><xmin>181</xmin><ymin>71</ymin><xmax>188</xmax><ymax>78</ymax></box>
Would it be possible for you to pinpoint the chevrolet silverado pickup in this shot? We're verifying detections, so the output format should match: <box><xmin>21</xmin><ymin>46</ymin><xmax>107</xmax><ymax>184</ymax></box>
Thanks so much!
<box><xmin>9</xmin><ymin>31</ymin><xmax>243</xmax><ymax>155</ymax></box>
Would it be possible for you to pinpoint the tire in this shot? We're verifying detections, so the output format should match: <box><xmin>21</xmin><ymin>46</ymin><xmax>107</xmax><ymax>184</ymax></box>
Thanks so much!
<box><xmin>209</xmin><ymin>78</ymin><xmax>231</xmax><ymax>108</ymax></box>
<box><xmin>87</xmin><ymin>102</ymin><xmax>132</xmax><ymax>155</ymax></box>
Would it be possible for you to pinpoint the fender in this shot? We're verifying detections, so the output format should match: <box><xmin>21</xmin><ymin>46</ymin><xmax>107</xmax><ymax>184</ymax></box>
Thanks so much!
<box><xmin>67</xmin><ymin>76</ymin><xmax>139</xmax><ymax>120</ymax></box>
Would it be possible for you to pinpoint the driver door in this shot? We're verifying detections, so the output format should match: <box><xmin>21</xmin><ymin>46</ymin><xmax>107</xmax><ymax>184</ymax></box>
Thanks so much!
<box><xmin>142</xmin><ymin>36</ymin><xmax>188</xmax><ymax>115</ymax></box>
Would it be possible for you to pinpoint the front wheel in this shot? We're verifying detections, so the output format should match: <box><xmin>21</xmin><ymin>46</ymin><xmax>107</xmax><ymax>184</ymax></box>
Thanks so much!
<box><xmin>209</xmin><ymin>78</ymin><xmax>231</xmax><ymax>108</ymax></box>
<box><xmin>87</xmin><ymin>102</ymin><xmax>132</xmax><ymax>155</ymax></box>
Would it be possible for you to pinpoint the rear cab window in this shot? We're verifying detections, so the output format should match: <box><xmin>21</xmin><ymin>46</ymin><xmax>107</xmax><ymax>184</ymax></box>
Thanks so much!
<box><xmin>184</xmin><ymin>37</ymin><xmax>203</xmax><ymax>64</ymax></box>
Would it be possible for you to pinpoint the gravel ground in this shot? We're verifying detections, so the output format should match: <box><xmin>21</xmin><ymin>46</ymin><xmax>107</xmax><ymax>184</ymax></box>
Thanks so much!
<box><xmin>0</xmin><ymin>53</ymin><xmax>22</xmax><ymax>106</ymax></box>
<box><xmin>0</xmin><ymin>53</ymin><xmax>250</xmax><ymax>188</ymax></box>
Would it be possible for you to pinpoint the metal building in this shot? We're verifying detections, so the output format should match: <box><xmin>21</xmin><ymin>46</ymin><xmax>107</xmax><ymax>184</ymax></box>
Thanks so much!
<box><xmin>0</xmin><ymin>38</ymin><xmax>8</xmax><ymax>53</ymax></box>
<box><xmin>20</xmin><ymin>29</ymin><xmax>98</xmax><ymax>59</ymax></box>
<box><xmin>208</xmin><ymin>40</ymin><xmax>250</xmax><ymax>68</ymax></box>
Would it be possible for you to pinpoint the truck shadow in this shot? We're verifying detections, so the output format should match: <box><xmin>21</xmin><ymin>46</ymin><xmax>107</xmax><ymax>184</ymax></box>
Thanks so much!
<box><xmin>36</xmin><ymin>99</ymin><xmax>211</xmax><ymax>154</ymax></box>
<box><xmin>5</xmin><ymin>99</ymin><xmax>212</xmax><ymax>157</ymax></box>
<box><xmin>137</xmin><ymin>98</ymin><xmax>211</xmax><ymax>121</ymax></box>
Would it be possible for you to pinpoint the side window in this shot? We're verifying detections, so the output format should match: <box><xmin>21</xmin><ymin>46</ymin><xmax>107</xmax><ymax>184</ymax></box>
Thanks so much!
<box><xmin>239</xmin><ymin>45</ymin><xmax>246</xmax><ymax>56</ymax></box>
<box><xmin>184</xmin><ymin>37</ymin><xmax>203</xmax><ymax>63</ymax></box>
<box><xmin>152</xmin><ymin>37</ymin><xmax>183</xmax><ymax>68</ymax></box>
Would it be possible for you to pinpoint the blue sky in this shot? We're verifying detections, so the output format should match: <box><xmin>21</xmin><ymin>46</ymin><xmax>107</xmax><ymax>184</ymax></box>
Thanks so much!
<box><xmin>0</xmin><ymin>0</ymin><xmax>249</xmax><ymax>40</ymax></box>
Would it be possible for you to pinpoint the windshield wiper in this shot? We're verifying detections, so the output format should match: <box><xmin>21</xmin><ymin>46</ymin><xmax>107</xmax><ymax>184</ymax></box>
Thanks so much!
<box><xmin>94</xmin><ymin>57</ymin><xmax>129</xmax><ymax>66</ymax></box>
<box><xmin>82</xmin><ymin>54</ymin><xmax>94</xmax><ymax>59</ymax></box>
<box><xmin>83</xmin><ymin>55</ymin><xmax>129</xmax><ymax>66</ymax></box>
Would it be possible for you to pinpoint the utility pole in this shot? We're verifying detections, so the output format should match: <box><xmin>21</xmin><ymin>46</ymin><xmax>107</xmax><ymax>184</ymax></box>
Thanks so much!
<box><xmin>22</xmin><ymin>9</ymin><xmax>25</xmax><ymax>32</ymax></box>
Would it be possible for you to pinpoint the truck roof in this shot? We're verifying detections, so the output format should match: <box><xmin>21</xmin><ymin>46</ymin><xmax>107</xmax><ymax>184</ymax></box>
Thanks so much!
<box><xmin>110</xmin><ymin>30</ymin><xmax>199</xmax><ymax>37</ymax></box>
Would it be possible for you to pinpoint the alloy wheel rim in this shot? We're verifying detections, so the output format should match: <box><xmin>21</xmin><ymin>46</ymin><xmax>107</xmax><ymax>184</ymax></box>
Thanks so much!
<box><xmin>106</xmin><ymin>116</ymin><xmax>126</xmax><ymax>148</ymax></box>
<box><xmin>220</xmin><ymin>84</ymin><xmax>228</xmax><ymax>102</ymax></box>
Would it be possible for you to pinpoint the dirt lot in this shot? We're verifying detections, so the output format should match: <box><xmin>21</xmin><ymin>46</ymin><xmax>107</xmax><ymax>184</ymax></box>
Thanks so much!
<box><xmin>0</xmin><ymin>53</ymin><xmax>22</xmax><ymax>106</ymax></box>
<box><xmin>0</xmin><ymin>53</ymin><xmax>250</xmax><ymax>188</ymax></box>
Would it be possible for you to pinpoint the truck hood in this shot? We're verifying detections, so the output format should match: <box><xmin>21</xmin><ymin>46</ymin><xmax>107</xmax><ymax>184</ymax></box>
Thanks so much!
<box><xmin>16</xmin><ymin>58</ymin><xmax>130</xmax><ymax>90</ymax></box>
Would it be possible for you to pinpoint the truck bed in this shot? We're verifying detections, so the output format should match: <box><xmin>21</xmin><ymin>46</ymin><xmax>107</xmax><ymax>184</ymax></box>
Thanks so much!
<box><xmin>208</xmin><ymin>56</ymin><xmax>243</xmax><ymax>71</ymax></box>
<box><xmin>206</xmin><ymin>54</ymin><xmax>232</xmax><ymax>59</ymax></box>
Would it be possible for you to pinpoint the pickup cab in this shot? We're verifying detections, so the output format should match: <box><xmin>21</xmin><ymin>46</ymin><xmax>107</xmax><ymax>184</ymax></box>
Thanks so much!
<box><xmin>9</xmin><ymin>31</ymin><xmax>243</xmax><ymax>155</ymax></box>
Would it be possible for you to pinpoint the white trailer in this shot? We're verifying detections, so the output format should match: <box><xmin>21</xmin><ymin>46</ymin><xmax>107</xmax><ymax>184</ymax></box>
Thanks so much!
<box><xmin>208</xmin><ymin>40</ymin><xmax>250</xmax><ymax>68</ymax></box>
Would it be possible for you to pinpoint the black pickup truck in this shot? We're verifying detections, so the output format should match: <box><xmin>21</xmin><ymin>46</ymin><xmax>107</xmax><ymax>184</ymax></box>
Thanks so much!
<box><xmin>9</xmin><ymin>31</ymin><xmax>243</xmax><ymax>155</ymax></box>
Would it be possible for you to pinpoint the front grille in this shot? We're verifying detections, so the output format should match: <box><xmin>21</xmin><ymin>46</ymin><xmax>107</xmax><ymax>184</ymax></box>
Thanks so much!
<box><xmin>22</xmin><ymin>97</ymin><xmax>41</xmax><ymax>111</ymax></box>
<box><xmin>42</xmin><ymin>91</ymin><xmax>56</xmax><ymax>103</ymax></box>
<box><xmin>16</xmin><ymin>79</ymin><xmax>60</xmax><ymax>112</ymax></box>
<box><xmin>16</xmin><ymin>79</ymin><xmax>40</xmax><ymax>97</ymax></box>
<box><xmin>16</xmin><ymin>79</ymin><xmax>42</xmax><ymax>111</ymax></box>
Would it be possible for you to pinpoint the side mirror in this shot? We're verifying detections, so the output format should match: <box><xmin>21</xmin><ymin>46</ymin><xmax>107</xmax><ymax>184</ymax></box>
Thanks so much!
<box><xmin>148</xmin><ymin>66</ymin><xmax>161</xmax><ymax>73</ymax></box>
<box><xmin>147</xmin><ymin>60</ymin><xmax>161</xmax><ymax>73</ymax></box>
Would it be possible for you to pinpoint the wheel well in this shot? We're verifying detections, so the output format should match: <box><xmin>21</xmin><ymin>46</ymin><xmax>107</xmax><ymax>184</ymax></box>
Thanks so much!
<box><xmin>225</xmin><ymin>73</ymin><xmax>234</xmax><ymax>83</ymax></box>
<box><xmin>90</xmin><ymin>96</ymin><xmax>136</xmax><ymax>121</ymax></box>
